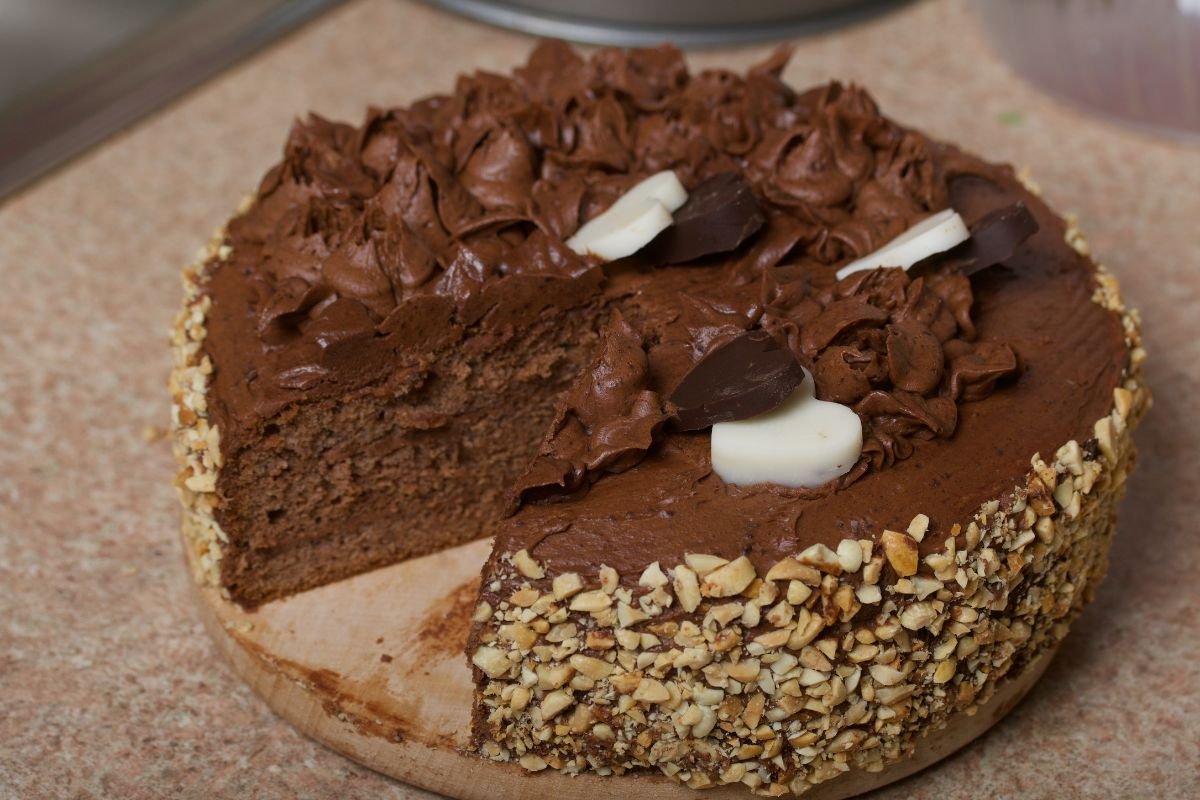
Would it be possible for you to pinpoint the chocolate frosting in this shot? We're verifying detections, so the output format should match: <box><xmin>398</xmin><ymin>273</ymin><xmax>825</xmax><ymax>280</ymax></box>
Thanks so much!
<box><xmin>515</xmin><ymin>312</ymin><xmax>669</xmax><ymax>506</ymax></box>
<box><xmin>201</xmin><ymin>43</ymin><xmax>1127</xmax><ymax>567</ymax></box>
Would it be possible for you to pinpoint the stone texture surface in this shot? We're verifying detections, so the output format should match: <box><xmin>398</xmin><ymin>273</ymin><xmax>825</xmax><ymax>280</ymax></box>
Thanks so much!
<box><xmin>0</xmin><ymin>0</ymin><xmax>1196</xmax><ymax>798</ymax></box>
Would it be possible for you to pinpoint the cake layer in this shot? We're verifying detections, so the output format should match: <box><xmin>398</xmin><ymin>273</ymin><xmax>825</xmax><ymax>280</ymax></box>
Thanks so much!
<box><xmin>211</xmin><ymin>305</ymin><xmax>601</xmax><ymax>606</ymax></box>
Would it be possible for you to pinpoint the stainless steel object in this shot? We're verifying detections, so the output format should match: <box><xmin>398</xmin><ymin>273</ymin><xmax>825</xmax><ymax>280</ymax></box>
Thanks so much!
<box><xmin>422</xmin><ymin>0</ymin><xmax>912</xmax><ymax>47</ymax></box>
<box><xmin>0</xmin><ymin>0</ymin><xmax>343</xmax><ymax>200</ymax></box>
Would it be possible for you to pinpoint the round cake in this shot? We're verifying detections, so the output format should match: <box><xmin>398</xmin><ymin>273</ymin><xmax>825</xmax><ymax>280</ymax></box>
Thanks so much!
<box><xmin>170</xmin><ymin>42</ymin><xmax>1146</xmax><ymax>797</ymax></box>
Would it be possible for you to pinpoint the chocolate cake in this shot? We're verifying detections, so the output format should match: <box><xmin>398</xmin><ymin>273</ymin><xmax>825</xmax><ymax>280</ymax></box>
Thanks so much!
<box><xmin>171</xmin><ymin>43</ymin><xmax>1146</xmax><ymax>796</ymax></box>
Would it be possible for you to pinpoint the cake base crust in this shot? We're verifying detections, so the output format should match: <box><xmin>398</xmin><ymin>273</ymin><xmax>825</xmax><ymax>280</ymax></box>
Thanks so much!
<box><xmin>184</xmin><ymin>533</ymin><xmax>1056</xmax><ymax>800</ymax></box>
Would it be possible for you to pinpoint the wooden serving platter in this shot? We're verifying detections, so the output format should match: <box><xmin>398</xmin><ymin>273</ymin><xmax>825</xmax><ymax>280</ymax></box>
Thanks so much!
<box><xmin>188</xmin><ymin>537</ymin><xmax>1053</xmax><ymax>799</ymax></box>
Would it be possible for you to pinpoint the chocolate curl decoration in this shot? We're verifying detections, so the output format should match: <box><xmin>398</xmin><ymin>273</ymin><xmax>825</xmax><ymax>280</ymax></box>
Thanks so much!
<box><xmin>669</xmin><ymin>330</ymin><xmax>806</xmax><ymax>431</ymax></box>
<box><xmin>649</xmin><ymin>172</ymin><xmax>766</xmax><ymax>264</ymax></box>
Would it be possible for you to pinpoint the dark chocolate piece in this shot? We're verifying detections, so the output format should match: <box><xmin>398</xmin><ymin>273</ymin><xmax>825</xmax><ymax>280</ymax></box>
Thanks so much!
<box><xmin>911</xmin><ymin>201</ymin><xmax>1039</xmax><ymax>279</ymax></box>
<box><xmin>650</xmin><ymin>172</ymin><xmax>765</xmax><ymax>264</ymax></box>
<box><xmin>957</xmin><ymin>202</ymin><xmax>1039</xmax><ymax>276</ymax></box>
<box><xmin>669</xmin><ymin>330</ymin><xmax>805</xmax><ymax>431</ymax></box>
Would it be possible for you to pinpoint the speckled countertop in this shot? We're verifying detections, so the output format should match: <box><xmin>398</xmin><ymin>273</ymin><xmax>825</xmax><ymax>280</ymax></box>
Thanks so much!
<box><xmin>1</xmin><ymin>0</ymin><xmax>1197</xmax><ymax>797</ymax></box>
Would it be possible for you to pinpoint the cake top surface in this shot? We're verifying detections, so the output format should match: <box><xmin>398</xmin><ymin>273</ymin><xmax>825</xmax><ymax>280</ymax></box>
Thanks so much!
<box><xmin>203</xmin><ymin>42</ymin><xmax>1127</xmax><ymax>565</ymax></box>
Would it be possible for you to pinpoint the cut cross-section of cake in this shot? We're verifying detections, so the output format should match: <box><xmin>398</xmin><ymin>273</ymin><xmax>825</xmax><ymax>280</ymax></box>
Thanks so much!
<box><xmin>171</xmin><ymin>42</ymin><xmax>1146</xmax><ymax>797</ymax></box>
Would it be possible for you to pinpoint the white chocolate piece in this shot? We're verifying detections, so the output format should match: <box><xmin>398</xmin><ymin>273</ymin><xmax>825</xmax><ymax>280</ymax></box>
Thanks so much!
<box><xmin>566</xmin><ymin>171</ymin><xmax>688</xmax><ymax>261</ymax></box>
<box><xmin>617</xmin><ymin>170</ymin><xmax>689</xmax><ymax>212</ymax></box>
<box><xmin>711</xmin><ymin>372</ymin><xmax>863</xmax><ymax>489</ymax></box>
<box><xmin>835</xmin><ymin>208</ymin><xmax>969</xmax><ymax>280</ymax></box>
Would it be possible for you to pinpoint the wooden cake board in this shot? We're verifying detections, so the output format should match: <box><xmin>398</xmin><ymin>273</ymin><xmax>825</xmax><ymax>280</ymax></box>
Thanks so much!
<box><xmin>188</xmin><ymin>537</ymin><xmax>1053</xmax><ymax>799</ymax></box>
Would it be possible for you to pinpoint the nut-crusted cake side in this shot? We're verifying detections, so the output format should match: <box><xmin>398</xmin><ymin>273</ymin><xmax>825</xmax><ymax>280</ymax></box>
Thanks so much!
<box><xmin>170</xmin><ymin>221</ymin><xmax>238</xmax><ymax>593</ymax></box>
<box><xmin>467</xmin><ymin>226</ymin><xmax>1146</xmax><ymax>796</ymax></box>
